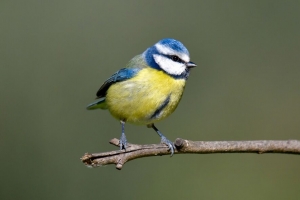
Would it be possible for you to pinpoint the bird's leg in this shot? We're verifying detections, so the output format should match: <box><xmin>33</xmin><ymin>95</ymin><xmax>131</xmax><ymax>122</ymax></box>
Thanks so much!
<box><xmin>119</xmin><ymin>120</ymin><xmax>127</xmax><ymax>150</ymax></box>
<box><xmin>148</xmin><ymin>123</ymin><xmax>175</xmax><ymax>156</ymax></box>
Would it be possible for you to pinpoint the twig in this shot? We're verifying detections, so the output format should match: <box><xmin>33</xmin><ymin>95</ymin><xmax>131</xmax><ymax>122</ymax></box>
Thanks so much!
<box><xmin>80</xmin><ymin>138</ymin><xmax>300</xmax><ymax>170</ymax></box>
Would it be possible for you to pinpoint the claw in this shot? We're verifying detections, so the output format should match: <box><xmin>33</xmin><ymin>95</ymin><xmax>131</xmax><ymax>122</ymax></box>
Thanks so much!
<box><xmin>161</xmin><ymin>136</ymin><xmax>175</xmax><ymax>156</ymax></box>
<box><xmin>150</xmin><ymin>123</ymin><xmax>176</xmax><ymax>156</ymax></box>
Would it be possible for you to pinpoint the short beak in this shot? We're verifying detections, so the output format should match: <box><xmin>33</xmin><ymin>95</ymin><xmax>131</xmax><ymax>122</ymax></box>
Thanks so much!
<box><xmin>186</xmin><ymin>61</ymin><xmax>197</xmax><ymax>68</ymax></box>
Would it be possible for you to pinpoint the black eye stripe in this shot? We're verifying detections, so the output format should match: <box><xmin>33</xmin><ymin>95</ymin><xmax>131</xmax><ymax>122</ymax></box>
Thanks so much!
<box><xmin>169</xmin><ymin>55</ymin><xmax>184</xmax><ymax>63</ymax></box>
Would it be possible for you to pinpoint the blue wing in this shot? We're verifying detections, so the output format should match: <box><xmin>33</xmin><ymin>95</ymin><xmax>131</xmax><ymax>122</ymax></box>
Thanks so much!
<box><xmin>87</xmin><ymin>68</ymin><xmax>140</xmax><ymax>110</ymax></box>
<box><xmin>96</xmin><ymin>68</ymin><xmax>140</xmax><ymax>98</ymax></box>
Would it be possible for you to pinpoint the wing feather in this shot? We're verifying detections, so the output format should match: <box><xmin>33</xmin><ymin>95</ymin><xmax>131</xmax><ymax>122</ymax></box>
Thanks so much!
<box><xmin>96</xmin><ymin>68</ymin><xmax>140</xmax><ymax>98</ymax></box>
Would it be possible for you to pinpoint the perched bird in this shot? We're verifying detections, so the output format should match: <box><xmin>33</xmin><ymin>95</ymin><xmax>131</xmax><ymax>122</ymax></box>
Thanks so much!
<box><xmin>87</xmin><ymin>38</ymin><xmax>196</xmax><ymax>156</ymax></box>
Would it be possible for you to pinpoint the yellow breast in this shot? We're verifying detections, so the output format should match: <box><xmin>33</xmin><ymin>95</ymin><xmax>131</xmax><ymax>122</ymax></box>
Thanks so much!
<box><xmin>105</xmin><ymin>68</ymin><xmax>186</xmax><ymax>125</ymax></box>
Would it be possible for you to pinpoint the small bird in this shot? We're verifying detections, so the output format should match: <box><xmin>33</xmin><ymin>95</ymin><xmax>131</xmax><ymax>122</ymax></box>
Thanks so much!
<box><xmin>87</xmin><ymin>38</ymin><xmax>196</xmax><ymax>156</ymax></box>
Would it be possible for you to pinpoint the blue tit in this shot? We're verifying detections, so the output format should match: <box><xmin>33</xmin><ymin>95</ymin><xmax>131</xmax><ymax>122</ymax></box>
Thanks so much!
<box><xmin>87</xmin><ymin>38</ymin><xmax>196</xmax><ymax>156</ymax></box>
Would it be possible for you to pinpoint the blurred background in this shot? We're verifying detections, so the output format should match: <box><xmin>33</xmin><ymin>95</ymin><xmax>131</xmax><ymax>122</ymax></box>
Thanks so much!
<box><xmin>1</xmin><ymin>0</ymin><xmax>300</xmax><ymax>199</ymax></box>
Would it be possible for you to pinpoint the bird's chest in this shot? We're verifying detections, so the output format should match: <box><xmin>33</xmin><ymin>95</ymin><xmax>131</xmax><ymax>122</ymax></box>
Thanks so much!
<box><xmin>106</xmin><ymin>68</ymin><xmax>186</xmax><ymax>124</ymax></box>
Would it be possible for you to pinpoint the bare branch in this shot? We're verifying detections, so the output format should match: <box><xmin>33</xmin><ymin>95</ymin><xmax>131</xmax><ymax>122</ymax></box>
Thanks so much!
<box><xmin>80</xmin><ymin>138</ymin><xmax>300</xmax><ymax>170</ymax></box>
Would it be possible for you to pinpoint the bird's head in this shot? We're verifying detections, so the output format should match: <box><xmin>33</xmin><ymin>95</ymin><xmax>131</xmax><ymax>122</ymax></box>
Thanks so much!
<box><xmin>143</xmin><ymin>38</ymin><xmax>196</xmax><ymax>78</ymax></box>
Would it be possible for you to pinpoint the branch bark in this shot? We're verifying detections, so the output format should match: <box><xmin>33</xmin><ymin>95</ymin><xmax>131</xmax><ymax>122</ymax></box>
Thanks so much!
<box><xmin>80</xmin><ymin>138</ymin><xmax>300</xmax><ymax>170</ymax></box>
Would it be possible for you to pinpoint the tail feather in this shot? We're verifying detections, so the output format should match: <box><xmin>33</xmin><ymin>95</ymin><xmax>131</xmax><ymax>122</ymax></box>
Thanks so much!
<box><xmin>86</xmin><ymin>97</ymin><xmax>108</xmax><ymax>110</ymax></box>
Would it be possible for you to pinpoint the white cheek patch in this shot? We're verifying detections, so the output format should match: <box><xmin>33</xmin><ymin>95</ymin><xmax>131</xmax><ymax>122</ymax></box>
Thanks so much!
<box><xmin>155</xmin><ymin>43</ymin><xmax>190</xmax><ymax>63</ymax></box>
<box><xmin>153</xmin><ymin>54</ymin><xmax>186</xmax><ymax>75</ymax></box>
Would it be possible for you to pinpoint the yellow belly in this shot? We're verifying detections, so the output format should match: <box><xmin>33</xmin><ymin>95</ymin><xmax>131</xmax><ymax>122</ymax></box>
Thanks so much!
<box><xmin>105</xmin><ymin>68</ymin><xmax>186</xmax><ymax>125</ymax></box>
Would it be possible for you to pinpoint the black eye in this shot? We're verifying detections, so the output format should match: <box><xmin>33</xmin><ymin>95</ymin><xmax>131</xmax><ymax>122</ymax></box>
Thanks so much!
<box><xmin>171</xmin><ymin>55</ymin><xmax>179</xmax><ymax>62</ymax></box>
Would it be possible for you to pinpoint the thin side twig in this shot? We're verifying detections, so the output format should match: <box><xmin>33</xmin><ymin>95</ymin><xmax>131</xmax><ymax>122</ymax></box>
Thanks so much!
<box><xmin>80</xmin><ymin>138</ymin><xmax>300</xmax><ymax>170</ymax></box>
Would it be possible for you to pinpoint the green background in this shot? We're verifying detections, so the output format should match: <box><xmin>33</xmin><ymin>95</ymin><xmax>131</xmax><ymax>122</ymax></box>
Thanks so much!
<box><xmin>1</xmin><ymin>1</ymin><xmax>300</xmax><ymax>199</ymax></box>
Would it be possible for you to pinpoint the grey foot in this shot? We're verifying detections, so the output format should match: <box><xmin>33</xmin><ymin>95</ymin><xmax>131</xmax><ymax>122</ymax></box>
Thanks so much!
<box><xmin>161</xmin><ymin>136</ymin><xmax>175</xmax><ymax>156</ymax></box>
<box><xmin>119</xmin><ymin>133</ymin><xmax>127</xmax><ymax>150</ymax></box>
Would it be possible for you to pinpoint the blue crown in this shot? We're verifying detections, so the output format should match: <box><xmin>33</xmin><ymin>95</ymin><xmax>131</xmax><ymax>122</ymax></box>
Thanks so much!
<box><xmin>158</xmin><ymin>38</ymin><xmax>190</xmax><ymax>56</ymax></box>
